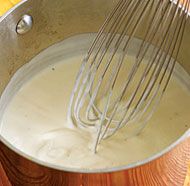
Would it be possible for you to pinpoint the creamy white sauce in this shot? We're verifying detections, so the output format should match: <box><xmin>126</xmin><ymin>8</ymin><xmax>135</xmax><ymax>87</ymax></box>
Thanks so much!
<box><xmin>0</xmin><ymin>34</ymin><xmax>190</xmax><ymax>169</ymax></box>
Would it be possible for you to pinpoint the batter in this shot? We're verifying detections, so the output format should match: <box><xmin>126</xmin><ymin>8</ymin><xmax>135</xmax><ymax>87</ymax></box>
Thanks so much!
<box><xmin>0</xmin><ymin>34</ymin><xmax>190</xmax><ymax>170</ymax></box>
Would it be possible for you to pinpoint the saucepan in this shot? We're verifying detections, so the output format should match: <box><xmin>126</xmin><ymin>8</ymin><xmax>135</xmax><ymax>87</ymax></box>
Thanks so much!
<box><xmin>0</xmin><ymin>0</ymin><xmax>190</xmax><ymax>185</ymax></box>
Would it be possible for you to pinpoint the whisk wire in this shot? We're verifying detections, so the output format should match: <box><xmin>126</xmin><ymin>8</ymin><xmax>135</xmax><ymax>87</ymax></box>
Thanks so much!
<box><xmin>68</xmin><ymin>0</ymin><xmax>189</xmax><ymax>152</ymax></box>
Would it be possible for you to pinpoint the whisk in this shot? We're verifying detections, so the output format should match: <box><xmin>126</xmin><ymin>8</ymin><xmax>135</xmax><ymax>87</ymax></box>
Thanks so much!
<box><xmin>68</xmin><ymin>0</ymin><xmax>190</xmax><ymax>152</ymax></box>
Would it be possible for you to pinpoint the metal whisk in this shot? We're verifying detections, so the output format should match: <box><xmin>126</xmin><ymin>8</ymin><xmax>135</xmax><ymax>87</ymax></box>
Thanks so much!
<box><xmin>68</xmin><ymin>0</ymin><xmax>189</xmax><ymax>152</ymax></box>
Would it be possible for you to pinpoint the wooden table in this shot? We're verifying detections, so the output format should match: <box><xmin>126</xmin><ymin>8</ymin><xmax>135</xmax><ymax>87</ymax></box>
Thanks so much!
<box><xmin>0</xmin><ymin>137</ymin><xmax>190</xmax><ymax>186</ymax></box>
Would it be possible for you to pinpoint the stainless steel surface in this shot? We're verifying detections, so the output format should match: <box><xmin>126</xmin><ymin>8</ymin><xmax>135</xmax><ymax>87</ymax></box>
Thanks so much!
<box><xmin>0</xmin><ymin>0</ymin><xmax>115</xmax><ymax>95</ymax></box>
<box><xmin>68</xmin><ymin>0</ymin><xmax>190</xmax><ymax>153</ymax></box>
<box><xmin>0</xmin><ymin>0</ymin><xmax>189</xmax><ymax>172</ymax></box>
<box><xmin>16</xmin><ymin>14</ymin><xmax>33</xmax><ymax>34</ymax></box>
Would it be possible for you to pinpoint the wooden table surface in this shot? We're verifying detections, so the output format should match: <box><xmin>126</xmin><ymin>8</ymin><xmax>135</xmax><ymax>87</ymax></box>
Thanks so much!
<box><xmin>0</xmin><ymin>137</ymin><xmax>190</xmax><ymax>186</ymax></box>
<box><xmin>0</xmin><ymin>0</ymin><xmax>190</xmax><ymax>185</ymax></box>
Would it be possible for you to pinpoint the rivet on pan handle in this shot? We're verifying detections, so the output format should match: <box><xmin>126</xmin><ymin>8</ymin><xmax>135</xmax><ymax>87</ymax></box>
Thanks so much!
<box><xmin>16</xmin><ymin>14</ymin><xmax>33</xmax><ymax>35</ymax></box>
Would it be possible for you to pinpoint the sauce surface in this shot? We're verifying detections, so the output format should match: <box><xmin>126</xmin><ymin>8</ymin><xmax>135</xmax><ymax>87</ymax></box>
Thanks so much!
<box><xmin>0</xmin><ymin>34</ymin><xmax>190</xmax><ymax>169</ymax></box>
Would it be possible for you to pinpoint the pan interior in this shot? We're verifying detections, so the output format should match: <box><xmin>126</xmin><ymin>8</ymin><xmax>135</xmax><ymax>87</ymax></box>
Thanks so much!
<box><xmin>0</xmin><ymin>34</ymin><xmax>190</xmax><ymax>170</ymax></box>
